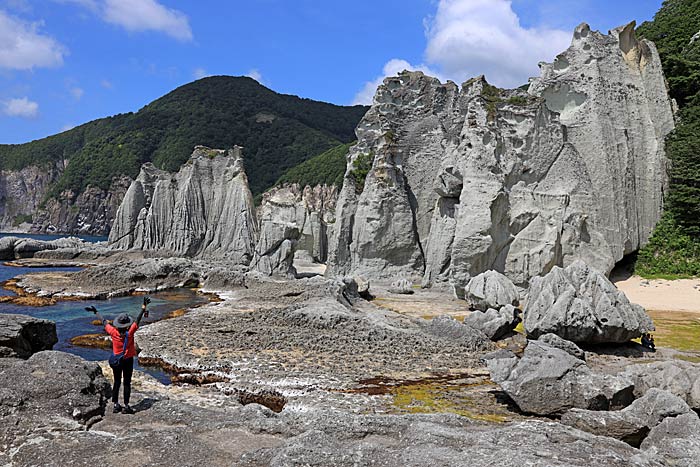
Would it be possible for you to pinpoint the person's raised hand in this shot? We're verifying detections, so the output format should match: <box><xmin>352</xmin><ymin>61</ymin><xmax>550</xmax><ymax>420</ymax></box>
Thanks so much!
<box><xmin>85</xmin><ymin>306</ymin><xmax>98</xmax><ymax>314</ymax></box>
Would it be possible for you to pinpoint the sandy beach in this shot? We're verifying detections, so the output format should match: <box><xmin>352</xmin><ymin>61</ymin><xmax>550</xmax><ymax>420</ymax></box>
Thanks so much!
<box><xmin>613</xmin><ymin>275</ymin><xmax>700</xmax><ymax>314</ymax></box>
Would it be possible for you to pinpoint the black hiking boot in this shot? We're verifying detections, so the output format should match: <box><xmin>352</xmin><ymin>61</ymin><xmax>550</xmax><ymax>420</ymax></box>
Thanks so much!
<box><xmin>122</xmin><ymin>405</ymin><xmax>135</xmax><ymax>414</ymax></box>
<box><xmin>113</xmin><ymin>403</ymin><xmax>122</xmax><ymax>413</ymax></box>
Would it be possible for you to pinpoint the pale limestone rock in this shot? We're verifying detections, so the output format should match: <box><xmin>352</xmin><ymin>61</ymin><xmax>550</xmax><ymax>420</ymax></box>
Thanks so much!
<box><xmin>252</xmin><ymin>183</ymin><xmax>337</xmax><ymax>276</ymax></box>
<box><xmin>464</xmin><ymin>270</ymin><xmax>519</xmax><ymax>310</ymax></box>
<box><xmin>108</xmin><ymin>146</ymin><xmax>257</xmax><ymax>263</ymax></box>
<box><xmin>464</xmin><ymin>305</ymin><xmax>520</xmax><ymax>340</ymax></box>
<box><xmin>485</xmin><ymin>340</ymin><xmax>635</xmax><ymax>416</ymax></box>
<box><xmin>561</xmin><ymin>389</ymin><xmax>692</xmax><ymax>445</ymax></box>
<box><xmin>327</xmin><ymin>23</ymin><xmax>674</xmax><ymax>292</ymax></box>
<box><xmin>523</xmin><ymin>260</ymin><xmax>655</xmax><ymax>343</ymax></box>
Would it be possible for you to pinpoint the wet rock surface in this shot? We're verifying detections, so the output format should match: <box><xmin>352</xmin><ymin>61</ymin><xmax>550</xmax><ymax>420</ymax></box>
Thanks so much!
<box><xmin>10</xmin><ymin>256</ymin><xmax>246</xmax><ymax>298</ymax></box>
<box><xmin>524</xmin><ymin>260</ymin><xmax>655</xmax><ymax>343</ymax></box>
<box><xmin>0</xmin><ymin>313</ymin><xmax>57</xmax><ymax>358</ymax></box>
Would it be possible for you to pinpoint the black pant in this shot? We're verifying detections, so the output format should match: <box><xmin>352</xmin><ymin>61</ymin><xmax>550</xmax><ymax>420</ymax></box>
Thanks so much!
<box><xmin>111</xmin><ymin>357</ymin><xmax>134</xmax><ymax>405</ymax></box>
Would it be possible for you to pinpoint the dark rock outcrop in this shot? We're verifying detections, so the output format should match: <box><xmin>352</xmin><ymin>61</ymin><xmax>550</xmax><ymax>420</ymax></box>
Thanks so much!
<box><xmin>524</xmin><ymin>260</ymin><xmax>654</xmax><ymax>343</ymax></box>
<box><xmin>0</xmin><ymin>314</ymin><xmax>57</xmax><ymax>358</ymax></box>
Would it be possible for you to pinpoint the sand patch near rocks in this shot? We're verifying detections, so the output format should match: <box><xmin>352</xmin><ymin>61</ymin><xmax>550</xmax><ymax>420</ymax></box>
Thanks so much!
<box><xmin>613</xmin><ymin>275</ymin><xmax>700</xmax><ymax>314</ymax></box>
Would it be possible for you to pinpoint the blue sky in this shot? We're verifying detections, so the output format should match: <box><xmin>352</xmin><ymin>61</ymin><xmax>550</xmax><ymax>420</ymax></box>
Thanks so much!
<box><xmin>0</xmin><ymin>0</ymin><xmax>663</xmax><ymax>144</ymax></box>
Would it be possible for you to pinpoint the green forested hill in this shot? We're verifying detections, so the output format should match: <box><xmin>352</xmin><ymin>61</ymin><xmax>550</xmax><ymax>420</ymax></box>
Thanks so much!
<box><xmin>0</xmin><ymin>76</ymin><xmax>368</xmax><ymax>197</ymax></box>
<box><xmin>276</xmin><ymin>142</ymin><xmax>352</xmax><ymax>189</ymax></box>
<box><xmin>636</xmin><ymin>0</ymin><xmax>700</xmax><ymax>277</ymax></box>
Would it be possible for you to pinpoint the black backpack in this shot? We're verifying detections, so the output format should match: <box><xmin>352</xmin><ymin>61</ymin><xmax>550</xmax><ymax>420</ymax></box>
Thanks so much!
<box><xmin>108</xmin><ymin>331</ymin><xmax>129</xmax><ymax>368</ymax></box>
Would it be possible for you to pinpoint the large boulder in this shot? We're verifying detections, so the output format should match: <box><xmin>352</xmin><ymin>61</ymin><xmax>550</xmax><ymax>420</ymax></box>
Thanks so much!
<box><xmin>622</xmin><ymin>360</ymin><xmax>700</xmax><ymax>410</ymax></box>
<box><xmin>0</xmin><ymin>313</ymin><xmax>57</xmax><ymax>358</ymax></box>
<box><xmin>485</xmin><ymin>340</ymin><xmax>634</xmax><ymax>415</ymax></box>
<box><xmin>463</xmin><ymin>270</ymin><xmax>519</xmax><ymax>310</ymax></box>
<box><xmin>327</xmin><ymin>23</ymin><xmax>674</xmax><ymax>291</ymax></box>
<box><xmin>641</xmin><ymin>412</ymin><xmax>700</xmax><ymax>467</ymax></box>
<box><xmin>0</xmin><ymin>351</ymin><xmax>110</xmax><ymax>446</ymax></box>
<box><xmin>464</xmin><ymin>304</ymin><xmax>520</xmax><ymax>340</ymax></box>
<box><xmin>538</xmin><ymin>333</ymin><xmax>585</xmax><ymax>360</ymax></box>
<box><xmin>523</xmin><ymin>260</ymin><xmax>654</xmax><ymax>343</ymax></box>
<box><xmin>561</xmin><ymin>388</ymin><xmax>692</xmax><ymax>446</ymax></box>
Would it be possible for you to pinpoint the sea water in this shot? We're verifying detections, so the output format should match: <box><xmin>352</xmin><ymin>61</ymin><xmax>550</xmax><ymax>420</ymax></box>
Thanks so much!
<box><xmin>0</xmin><ymin>233</ymin><xmax>209</xmax><ymax>383</ymax></box>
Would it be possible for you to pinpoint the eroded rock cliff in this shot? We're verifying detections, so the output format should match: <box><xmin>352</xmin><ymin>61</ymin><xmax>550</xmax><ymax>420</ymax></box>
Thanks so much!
<box><xmin>108</xmin><ymin>146</ymin><xmax>257</xmax><ymax>263</ymax></box>
<box><xmin>252</xmin><ymin>183</ymin><xmax>337</xmax><ymax>276</ymax></box>
<box><xmin>327</xmin><ymin>22</ymin><xmax>675</xmax><ymax>291</ymax></box>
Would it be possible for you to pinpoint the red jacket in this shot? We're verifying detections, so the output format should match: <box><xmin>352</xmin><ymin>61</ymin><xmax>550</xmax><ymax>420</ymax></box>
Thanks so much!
<box><xmin>105</xmin><ymin>322</ymin><xmax>138</xmax><ymax>358</ymax></box>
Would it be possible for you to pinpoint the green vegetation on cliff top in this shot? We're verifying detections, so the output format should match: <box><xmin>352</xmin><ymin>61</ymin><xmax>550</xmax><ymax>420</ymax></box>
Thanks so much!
<box><xmin>635</xmin><ymin>0</ymin><xmax>700</xmax><ymax>277</ymax></box>
<box><xmin>0</xmin><ymin>76</ymin><xmax>368</xmax><ymax>197</ymax></box>
<box><xmin>276</xmin><ymin>142</ymin><xmax>353</xmax><ymax>188</ymax></box>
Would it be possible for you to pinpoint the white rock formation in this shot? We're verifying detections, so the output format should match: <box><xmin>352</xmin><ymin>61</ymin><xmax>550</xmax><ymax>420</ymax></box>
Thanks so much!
<box><xmin>252</xmin><ymin>183</ymin><xmax>337</xmax><ymax>276</ymax></box>
<box><xmin>327</xmin><ymin>22</ymin><xmax>674</xmax><ymax>291</ymax></box>
<box><xmin>108</xmin><ymin>146</ymin><xmax>257</xmax><ymax>263</ymax></box>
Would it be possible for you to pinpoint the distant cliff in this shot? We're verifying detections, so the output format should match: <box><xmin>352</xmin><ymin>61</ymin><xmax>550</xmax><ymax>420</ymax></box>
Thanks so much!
<box><xmin>0</xmin><ymin>76</ymin><xmax>367</xmax><ymax>235</ymax></box>
<box><xmin>328</xmin><ymin>22</ymin><xmax>675</xmax><ymax>292</ymax></box>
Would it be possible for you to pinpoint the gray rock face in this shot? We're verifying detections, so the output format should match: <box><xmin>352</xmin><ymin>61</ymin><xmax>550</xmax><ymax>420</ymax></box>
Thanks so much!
<box><xmin>486</xmin><ymin>340</ymin><xmax>634</xmax><ymax>415</ymax></box>
<box><xmin>244</xmin><ymin>416</ymin><xmax>663</xmax><ymax>467</ymax></box>
<box><xmin>31</xmin><ymin>176</ymin><xmax>132</xmax><ymax>236</ymax></box>
<box><xmin>252</xmin><ymin>183</ymin><xmax>336</xmax><ymax>276</ymax></box>
<box><xmin>0</xmin><ymin>162</ymin><xmax>63</xmax><ymax>233</ymax></box>
<box><xmin>561</xmin><ymin>388</ymin><xmax>692</xmax><ymax>446</ymax></box>
<box><xmin>524</xmin><ymin>260</ymin><xmax>654</xmax><ymax>343</ymax></box>
<box><xmin>464</xmin><ymin>304</ymin><xmax>520</xmax><ymax>340</ymax></box>
<box><xmin>327</xmin><ymin>23</ymin><xmax>674</xmax><ymax>291</ymax></box>
<box><xmin>0</xmin><ymin>235</ymin><xmax>89</xmax><ymax>260</ymax></box>
<box><xmin>538</xmin><ymin>333</ymin><xmax>585</xmax><ymax>360</ymax></box>
<box><xmin>641</xmin><ymin>412</ymin><xmax>700</xmax><ymax>467</ymax></box>
<box><xmin>108</xmin><ymin>146</ymin><xmax>257</xmax><ymax>263</ymax></box>
<box><xmin>622</xmin><ymin>360</ymin><xmax>700</xmax><ymax>410</ymax></box>
<box><xmin>464</xmin><ymin>270</ymin><xmax>519</xmax><ymax>310</ymax></box>
<box><xmin>0</xmin><ymin>314</ymin><xmax>57</xmax><ymax>358</ymax></box>
<box><xmin>426</xmin><ymin>315</ymin><xmax>491</xmax><ymax>349</ymax></box>
<box><xmin>0</xmin><ymin>161</ymin><xmax>130</xmax><ymax>236</ymax></box>
<box><xmin>0</xmin><ymin>351</ymin><xmax>110</xmax><ymax>447</ymax></box>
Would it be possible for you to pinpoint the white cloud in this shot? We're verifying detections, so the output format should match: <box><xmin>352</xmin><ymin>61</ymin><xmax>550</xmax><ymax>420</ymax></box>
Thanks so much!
<box><xmin>193</xmin><ymin>67</ymin><xmax>208</xmax><ymax>79</ymax></box>
<box><xmin>3</xmin><ymin>97</ymin><xmax>39</xmax><ymax>118</ymax></box>
<box><xmin>354</xmin><ymin>0</ymin><xmax>572</xmax><ymax>104</ymax></box>
<box><xmin>424</xmin><ymin>0</ymin><xmax>571</xmax><ymax>88</ymax></box>
<box><xmin>246</xmin><ymin>69</ymin><xmax>263</xmax><ymax>83</ymax></box>
<box><xmin>100</xmin><ymin>78</ymin><xmax>113</xmax><ymax>89</ymax></box>
<box><xmin>70</xmin><ymin>86</ymin><xmax>84</xmax><ymax>100</ymax></box>
<box><xmin>352</xmin><ymin>59</ymin><xmax>442</xmax><ymax>105</ymax></box>
<box><xmin>0</xmin><ymin>11</ymin><xmax>66</xmax><ymax>70</ymax></box>
<box><xmin>102</xmin><ymin>0</ymin><xmax>192</xmax><ymax>41</ymax></box>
